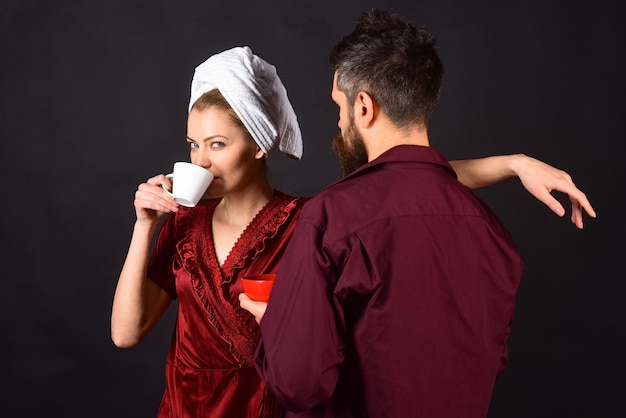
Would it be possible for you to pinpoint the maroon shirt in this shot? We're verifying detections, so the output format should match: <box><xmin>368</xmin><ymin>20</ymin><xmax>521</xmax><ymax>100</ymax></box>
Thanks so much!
<box><xmin>256</xmin><ymin>145</ymin><xmax>524</xmax><ymax>418</ymax></box>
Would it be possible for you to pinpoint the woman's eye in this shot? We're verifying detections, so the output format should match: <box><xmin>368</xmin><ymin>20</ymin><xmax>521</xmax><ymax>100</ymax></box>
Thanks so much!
<box><xmin>188</xmin><ymin>142</ymin><xmax>199</xmax><ymax>149</ymax></box>
<box><xmin>210</xmin><ymin>141</ymin><xmax>225</xmax><ymax>149</ymax></box>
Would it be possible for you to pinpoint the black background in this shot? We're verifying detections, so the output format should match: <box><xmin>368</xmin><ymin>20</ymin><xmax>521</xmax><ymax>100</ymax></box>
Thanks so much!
<box><xmin>2</xmin><ymin>1</ymin><xmax>624</xmax><ymax>417</ymax></box>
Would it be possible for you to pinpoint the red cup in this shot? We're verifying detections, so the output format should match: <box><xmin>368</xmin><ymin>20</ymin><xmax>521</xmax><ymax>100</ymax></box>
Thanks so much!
<box><xmin>241</xmin><ymin>274</ymin><xmax>277</xmax><ymax>302</ymax></box>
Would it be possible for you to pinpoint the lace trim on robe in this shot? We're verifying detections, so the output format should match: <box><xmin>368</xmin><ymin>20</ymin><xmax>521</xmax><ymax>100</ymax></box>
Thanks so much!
<box><xmin>221</xmin><ymin>190</ymin><xmax>300</xmax><ymax>279</ymax></box>
<box><xmin>175</xmin><ymin>190</ymin><xmax>302</xmax><ymax>366</ymax></box>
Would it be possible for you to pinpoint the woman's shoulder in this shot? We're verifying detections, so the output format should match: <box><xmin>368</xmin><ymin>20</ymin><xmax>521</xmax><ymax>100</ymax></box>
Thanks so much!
<box><xmin>273</xmin><ymin>189</ymin><xmax>311</xmax><ymax>205</ymax></box>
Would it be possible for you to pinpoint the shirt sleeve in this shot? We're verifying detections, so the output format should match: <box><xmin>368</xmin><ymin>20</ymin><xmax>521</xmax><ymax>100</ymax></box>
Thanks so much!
<box><xmin>255</xmin><ymin>219</ymin><xmax>346</xmax><ymax>412</ymax></box>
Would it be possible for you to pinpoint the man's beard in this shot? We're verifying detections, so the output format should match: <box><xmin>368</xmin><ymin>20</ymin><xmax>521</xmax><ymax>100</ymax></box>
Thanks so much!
<box><xmin>331</xmin><ymin>121</ymin><xmax>368</xmax><ymax>175</ymax></box>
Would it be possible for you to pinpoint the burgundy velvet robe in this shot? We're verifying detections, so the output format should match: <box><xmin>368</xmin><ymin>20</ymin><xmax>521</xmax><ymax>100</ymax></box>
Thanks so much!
<box><xmin>148</xmin><ymin>190</ymin><xmax>307</xmax><ymax>417</ymax></box>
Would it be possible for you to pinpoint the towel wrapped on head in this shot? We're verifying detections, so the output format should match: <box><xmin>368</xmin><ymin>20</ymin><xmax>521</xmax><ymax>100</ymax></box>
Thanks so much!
<box><xmin>189</xmin><ymin>46</ymin><xmax>303</xmax><ymax>160</ymax></box>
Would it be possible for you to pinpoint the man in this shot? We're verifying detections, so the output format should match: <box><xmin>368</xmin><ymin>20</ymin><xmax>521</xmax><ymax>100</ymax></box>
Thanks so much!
<box><xmin>239</xmin><ymin>9</ymin><xmax>574</xmax><ymax>417</ymax></box>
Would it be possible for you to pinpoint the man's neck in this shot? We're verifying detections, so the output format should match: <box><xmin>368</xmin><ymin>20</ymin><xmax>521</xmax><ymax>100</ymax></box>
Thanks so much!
<box><xmin>364</xmin><ymin>120</ymin><xmax>429</xmax><ymax>162</ymax></box>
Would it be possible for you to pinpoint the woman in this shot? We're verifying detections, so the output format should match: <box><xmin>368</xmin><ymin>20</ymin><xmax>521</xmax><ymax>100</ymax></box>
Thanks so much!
<box><xmin>112</xmin><ymin>46</ymin><xmax>306</xmax><ymax>417</ymax></box>
<box><xmin>111</xmin><ymin>47</ymin><xmax>594</xmax><ymax>417</ymax></box>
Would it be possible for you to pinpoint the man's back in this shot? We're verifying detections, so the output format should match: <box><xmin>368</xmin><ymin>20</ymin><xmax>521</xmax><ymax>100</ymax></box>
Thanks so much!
<box><xmin>257</xmin><ymin>145</ymin><xmax>524</xmax><ymax>417</ymax></box>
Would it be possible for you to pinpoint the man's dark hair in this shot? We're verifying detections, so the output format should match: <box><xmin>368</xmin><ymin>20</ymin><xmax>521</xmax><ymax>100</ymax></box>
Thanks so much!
<box><xmin>330</xmin><ymin>9</ymin><xmax>444</xmax><ymax>128</ymax></box>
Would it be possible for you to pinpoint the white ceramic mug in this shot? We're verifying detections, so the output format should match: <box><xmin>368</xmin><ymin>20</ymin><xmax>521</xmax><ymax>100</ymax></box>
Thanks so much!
<box><xmin>162</xmin><ymin>162</ymin><xmax>214</xmax><ymax>207</ymax></box>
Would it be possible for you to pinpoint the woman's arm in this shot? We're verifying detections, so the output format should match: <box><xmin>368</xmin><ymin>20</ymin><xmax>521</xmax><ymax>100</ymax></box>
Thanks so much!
<box><xmin>450</xmin><ymin>154</ymin><xmax>596</xmax><ymax>229</ymax></box>
<box><xmin>111</xmin><ymin>175</ymin><xmax>179</xmax><ymax>348</ymax></box>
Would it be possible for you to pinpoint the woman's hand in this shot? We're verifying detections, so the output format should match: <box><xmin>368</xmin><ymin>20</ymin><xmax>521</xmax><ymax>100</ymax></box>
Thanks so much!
<box><xmin>451</xmin><ymin>154</ymin><xmax>597</xmax><ymax>229</ymax></box>
<box><xmin>239</xmin><ymin>293</ymin><xmax>268</xmax><ymax>324</ymax></box>
<box><xmin>510</xmin><ymin>155</ymin><xmax>596</xmax><ymax>229</ymax></box>
<box><xmin>134</xmin><ymin>174</ymin><xmax>179</xmax><ymax>224</ymax></box>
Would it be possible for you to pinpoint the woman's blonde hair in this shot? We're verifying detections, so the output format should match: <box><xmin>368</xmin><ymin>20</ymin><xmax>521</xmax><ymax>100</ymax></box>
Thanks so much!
<box><xmin>191</xmin><ymin>89</ymin><xmax>249</xmax><ymax>134</ymax></box>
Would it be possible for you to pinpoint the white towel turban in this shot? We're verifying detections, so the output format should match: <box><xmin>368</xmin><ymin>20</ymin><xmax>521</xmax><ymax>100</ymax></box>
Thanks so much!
<box><xmin>188</xmin><ymin>46</ymin><xmax>303</xmax><ymax>160</ymax></box>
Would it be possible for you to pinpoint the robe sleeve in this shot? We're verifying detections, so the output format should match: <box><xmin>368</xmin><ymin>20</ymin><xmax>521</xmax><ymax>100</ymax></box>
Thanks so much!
<box><xmin>255</xmin><ymin>219</ymin><xmax>346</xmax><ymax>412</ymax></box>
<box><xmin>147</xmin><ymin>214</ymin><xmax>178</xmax><ymax>299</ymax></box>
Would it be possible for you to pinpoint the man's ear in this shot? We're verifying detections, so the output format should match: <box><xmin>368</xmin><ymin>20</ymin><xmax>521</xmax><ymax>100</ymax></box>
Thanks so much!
<box><xmin>354</xmin><ymin>91</ymin><xmax>377</xmax><ymax>128</ymax></box>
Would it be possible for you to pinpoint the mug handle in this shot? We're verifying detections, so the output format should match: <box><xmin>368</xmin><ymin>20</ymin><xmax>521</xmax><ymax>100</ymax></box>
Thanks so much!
<box><xmin>161</xmin><ymin>173</ymin><xmax>174</xmax><ymax>197</ymax></box>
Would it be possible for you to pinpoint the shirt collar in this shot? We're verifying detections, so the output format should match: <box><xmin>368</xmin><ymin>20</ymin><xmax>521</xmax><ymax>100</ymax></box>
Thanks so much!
<box><xmin>344</xmin><ymin>144</ymin><xmax>457</xmax><ymax>180</ymax></box>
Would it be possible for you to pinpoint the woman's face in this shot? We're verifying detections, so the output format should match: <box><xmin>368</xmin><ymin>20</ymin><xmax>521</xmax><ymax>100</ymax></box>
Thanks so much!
<box><xmin>186</xmin><ymin>107</ymin><xmax>264</xmax><ymax>198</ymax></box>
